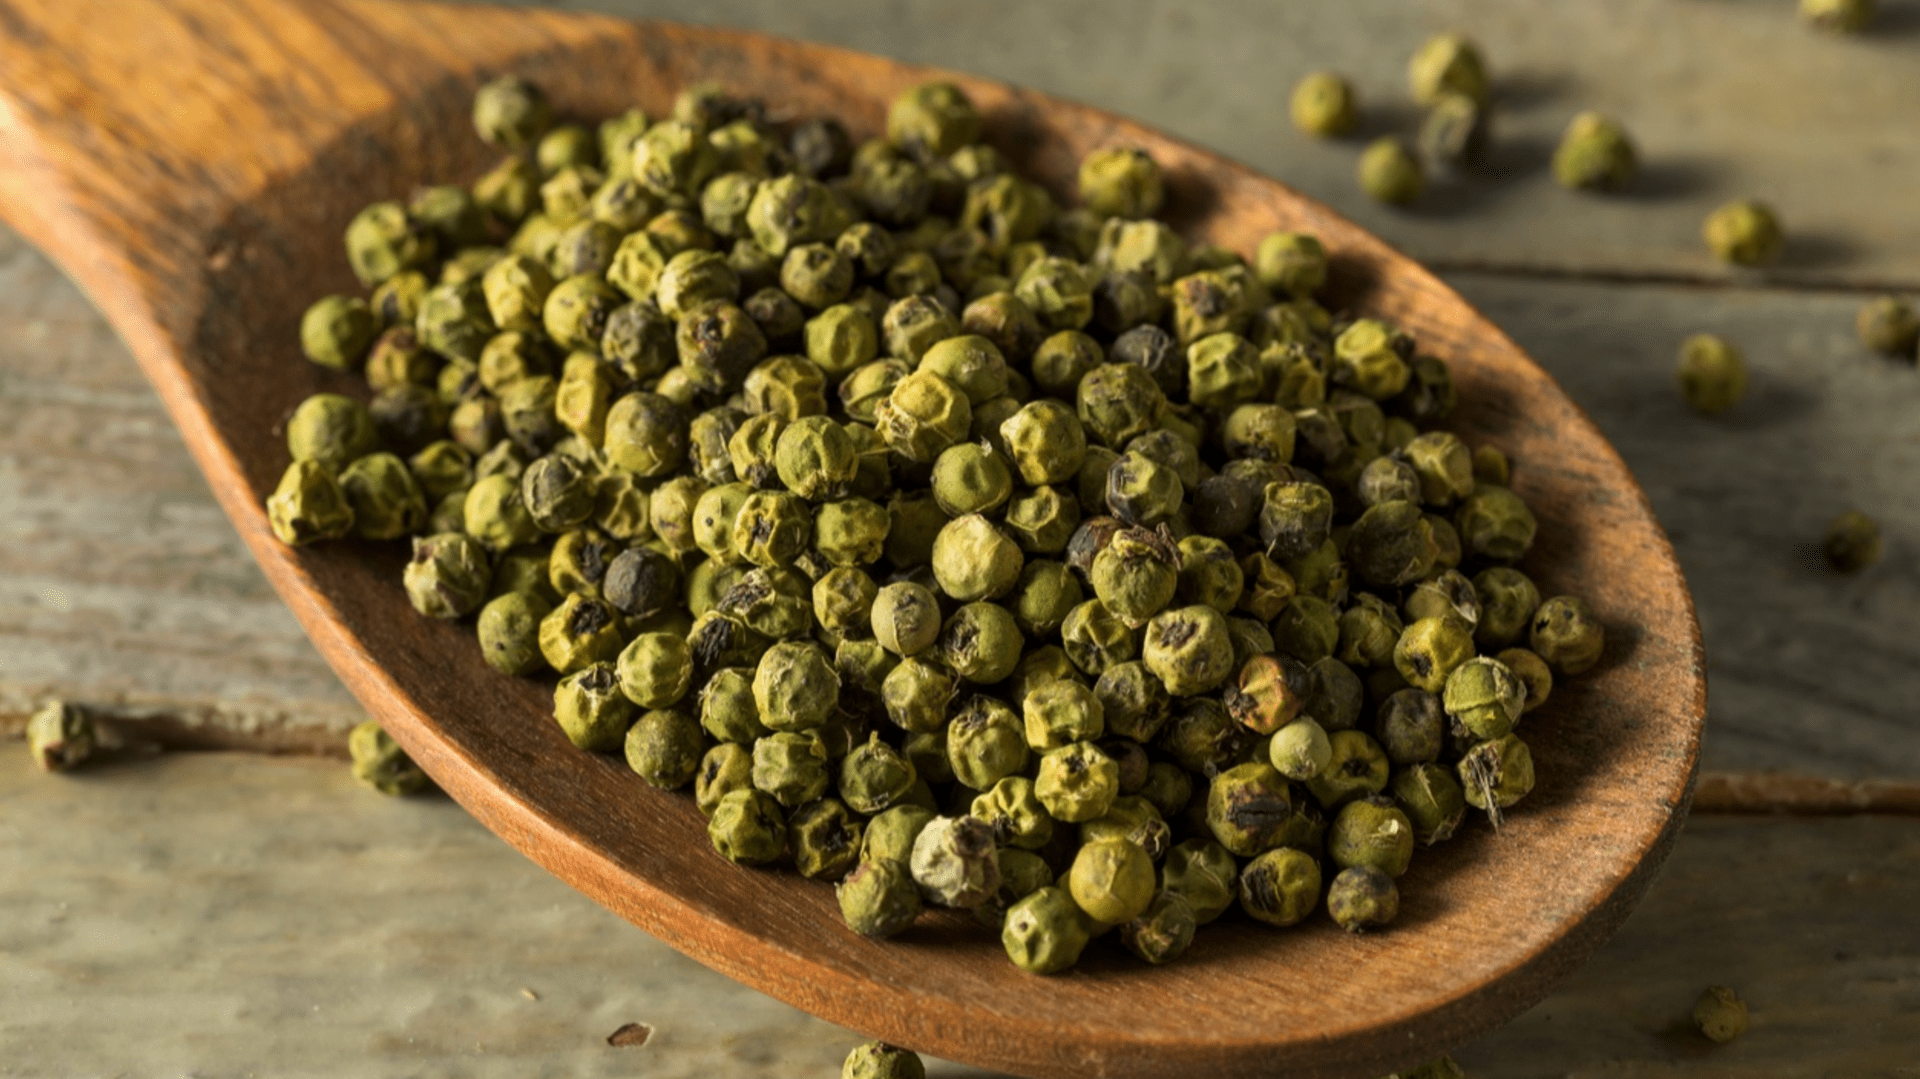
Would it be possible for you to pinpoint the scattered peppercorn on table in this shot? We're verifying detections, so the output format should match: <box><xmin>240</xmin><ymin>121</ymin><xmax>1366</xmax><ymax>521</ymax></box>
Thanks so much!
<box><xmin>6</xmin><ymin>0</ymin><xmax>1920</xmax><ymax>1075</ymax></box>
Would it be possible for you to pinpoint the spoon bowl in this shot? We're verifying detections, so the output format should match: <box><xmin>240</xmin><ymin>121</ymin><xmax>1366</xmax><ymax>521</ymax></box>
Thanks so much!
<box><xmin>0</xmin><ymin>3</ymin><xmax>1704</xmax><ymax>1076</ymax></box>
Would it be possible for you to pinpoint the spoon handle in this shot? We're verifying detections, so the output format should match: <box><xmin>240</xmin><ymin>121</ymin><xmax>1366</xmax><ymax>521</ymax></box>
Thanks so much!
<box><xmin>0</xmin><ymin>0</ymin><xmax>613</xmax><ymax>314</ymax></box>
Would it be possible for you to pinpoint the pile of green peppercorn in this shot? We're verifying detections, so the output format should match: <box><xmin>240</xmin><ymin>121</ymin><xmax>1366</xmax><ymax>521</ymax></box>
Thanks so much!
<box><xmin>269</xmin><ymin>73</ymin><xmax>1606</xmax><ymax>975</ymax></box>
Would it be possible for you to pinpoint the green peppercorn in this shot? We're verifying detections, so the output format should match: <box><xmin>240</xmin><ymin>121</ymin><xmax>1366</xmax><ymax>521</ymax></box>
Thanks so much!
<box><xmin>1553</xmin><ymin>112</ymin><xmax>1637</xmax><ymax>192</ymax></box>
<box><xmin>745</xmin><ymin>640</ymin><xmax>837</xmax><ymax>732</ymax></box>
<box><xmin>832</xmin><ymin>732</ymin><xmax>912</xmax><ymax>815</ymax></box>
<box><xmin>330</xmin><ymin>451</ymin><xmax>424</xmax><ymax>540</ymax></box>
<box><xmin>296</xmin><ymin>295</ymin><xmax>375</xmax><ymax>372</ymax></box>
<box><xmin>347</xmin><ymin>719</ymin><xmax>431</xmax><ymax>796</ymax></box>
<box><xmin>403</xmin><ymin>440</ymin><xmax>470</xmax><ymax>506</ymax></box>
<box><xmin>1033</xmin><ymin>740</ymin><xmax>1120</xmax><ymax>823</ymax></box>
<box><xmin>1199</xmin><ymin>761</ymin><xmax>1295</xmax><ymax>859</ymax></box>
<box><xmin>395</xmin><ymin>532</ymin><xmax>489</xmax><ymax>618</ymax></box>
<box><xmin>1290</xmin><ymin>72</ymin><xmax>1357</xmax><ymax>137</ymax></box>
<box><xmin>1079</xmin><ymin>794</ymin><xmax>1169</xmax><ymax>858</ymax></box>
<box><xmin>1852</xmin><ymin>295</ymin><xmax>1918</xmax><ymax>358</ymax></box>
<box><xmin>1675</xmin><ymin>333</ymin><xmax>1748</xmax><ymax>415</ymax></box>
<box><xmin>1394</xmin><ymin>615</ymin><xmax>1476</xmax><ymax>693</ymax></box>
<box><xmin>1115</xmin><ymin>889</ymin><xmax>1195</xmax><ymax>965</ymax></box>
<box><xmin>972</xmin><ymin>775</ymin><xmax>1054</xmax><ymax>851</ymax></box>
<box><xmin>1703</xmin><ymin>199</ymin><xmax>1784</xmax><ymax>266</ymax></box>
<box><xmin>708</xmin><ymin>787</ymin><xmax>788</xmax><ymax>865</ymax></box>
<box><xmin>1459</xmin><ymin>733</ymin><xmax>1535</xmax><ymax>819</ymax></box>
<box><xmin>1152</xmin><ymin>698</ymin><xmax>1244</xmax><ymax>771</ymax></box>
<box><xmin>745</xmin><ymin>173</ymin><xmax>846</xmax><ymax>258</ymax></box>
<box><xmin>887</xmin><ymin>82</ymin><xmax>980</xmax><ymax>160</ymax></box>
<box><xmin>931</xmin><ymin>515</ymin><xmax>1024</xmax><ymax>602</ymax></box>
<box><xmin>1419</xmin><ymin>92</ymin><xmax>1490</xmax><ymax>172</ymax></box>
<box><xmin>1327</xmin><ymin>864</ymin><xmax>1399</xmax><ymax>932</ymax></box>
<box><xmin>691</xmin><ymin>743</ymin><xmax>753</xmax><ymax>819</ymax></box>
<box><xmin>1239</xmin><ymin>846</ymin><xmax>1322</xmax><ymax>928</ymax></box>
<box><xmin>1692</xmin><ymin>985</ymin><xmax>1750</xmax><ymax>1044</ymax></box>
<box><xmin>1347</xmin><ymin>501</ymin><xmax>1439</xmax><ymax>589</ymax></box>
<box><xmin>489</xmin><ymin>543</ymin><xmax>559</xmax><ymax>604</ymax></box>
<box><xmin>1358</xmin><ymin>137</ymin><xmax>1424</xmax><ymax>205</ymax></box>
<box><xmin>1067</xmin><ymin>837</ymin><xmax>1155</xmax><ymax>925</ymax></box>
<box><xmin>752</xmin><ymin>730</ymin><xmax>832</xmax><ymax>808</ymax></box>
<box><xmin>1173</xmin><ymin>536</ymin><xmax>1243</xmax><ymax>615</ymax></box>
<box><xmin>285</xmin><ymin>395</ymin><xmax>377</xmax><ymax>476</ymax></box>
<box><xmin>1161</xmin><ymin>838</ymin><xmax>1238</xmax><ymax>925</ymax></box>
<box><xmin>477</xmin><ymin>591</ymin><xmax>551</xmax><ymax>676</ymax></box>
<box><xmin>1077</xmin><ymin>146</ymin><xmax>1163</xmax><ymax>219</ymax></box>
<box><xmin>1383</xmin><ymin>762</ymin><xmax>1464</xmax><ymax>847</ymax></box>
<box><xmin>538</xmin><ymin>593</ymin><xmax>625</xmax><ymax>675</ymax></box>
<box><xmin>552</xmin><ymin>663</ymin><xmax>635</xmax><ymax>752</ymax></box>
<box><xmin>1022</xmin><ymin>680</ymin><xmax>1106</xmax><ymax>751</ymax></box>
<box><xmin>909</xmin><ymin>814</ymin><xmax>999</xmax><ymax>908</ymax></box>
<box><xmin>513</xmin><ymin>454</ymin><xmax>589</xmax><ymax>535</ymax></box>
<box><xmin>941</xmin><ymin>695</ymin><xmax>1027</xmax><ymax>791</ymax></box>
<box><xmin>1324</xmin><ymin>794</ymin><xmax>1413</xmax><ymax>878</ymax></box>
<box><xmin>620</xmin><ymin>707</ymin><xmax>702</xmax><ymax>790</ymax></box>
<box><xmin>461</xmin><ymin>473</ymin><xmax>537</xmax><ymax>553</ymax></box>
<box><xmin>1104</xmin><ymin>450</ymin><xmax>1183</xmax><ymax>528</ymax></box>
<box><xmin>1819</xmin><ymin>508</ymin><xmax>1881</xmax><ymax>573</ymax></box>
<box><xmin>1257</xmin><ymin>481</ymin><xmax>1332</xmax><ymax>561</ymax></box>
<box><xmin>927</xmin><ymin>441</ymin><xmax>1009</xmax><ymax>516</ymax></box>
<box><xmin>1027</xmin><ymin>330</ymin><xmax>1100</xmax><ymax>400</ymax></box>
<box><xmin>1306</xmin><ymin>728</ymin><xmax>1390</xmax><ymax>808</ymax></box>
<box><xmin>875</xmin><ymin>370</ymin><xmax>972</xmax><ymax>462</ymax></box>
<box><xmin>346</xmin><ymin>200</ymin><xmax>436</xmax><ymax>287</ymax></box>
<box><xmin>1441</xmin><ymin>655</ymin><xmax>1525</xmax><ymax>743</ymax></box>
<box><xmin>1134</xmin><ymin>762</ymin><xmax>1191</xmax><ymax>823</ymax></box>
<box><xmin>1176</xmin><ymin>332</ymin><xmax>1259</xmax><ymax>410</ymax></box>
<box><xmin>1370</xmin><ymin>684</ymin><xmax>1440</xmax><ymax>762</ymax></box>
<box><xmin>1220</xmin><ymin>654</ymin><xmax>1304</xmax><ymax>737</ymax></box>
<box><xmin>1140</xmin><ymin>605</ymin><xmax>1235</xmax><ymax>697</ymax></box>
<box><xmin>610</xmin><ymin>631</ymin><xmax>689</xmax><ymax>709</ymax></box>
<box><xmin>1529</xmin><ymin>595</ymin><xmax>1605</xmax><ymax>675</ymax></box>
<box><xmin>1095</xmin><ymin>660</ymin><xmax>1173</xmax><ymax>743</ymax></box>
<box><xmin>1002</xmin><ymin>885</ymin><xmax>1091</xmax><ymax>975</ymax></box>
<box><xmin>837</xmin><ymin>860</ymin><xmax>923</xmax><ymax>939</ymax></box>
<box><xmin>473</xmin><ymin>153</ymin><xmax>540</xmax><ymax>224</ymax></box>
<box><xmin>1409</xmin><ymin>32</ymin><xmax>1488</xmax><ymax>106</ymax></box>
<box><xmin>676</xmin><ymin>299</ymin><xmax>770</xmax><ymax>393</ymax></box>
<box><xmin>472</xmin><ymin>75</ymin><xmax>551</xmax><ymax>149</ymax></box>
<box><xmin>691</xmin><ymin>667</ymin><xmax>762</xmax><ymax>745</ymax></box>
<box><xmin>1265</xmin><ymin>718</ymin><xmax>1329</xmax><ymax>781</ymax></box>
<box><xmin>1489</xmin><ymin>641</ymin><xmax>1551</xmax><ymax>710</ymax></box>
<box><xmin>785</xmin><ymin>797</ymin><xmax>863</xmax><ymax>881</ymax></box>
<box><xmin>1459</xmin><ymin>569</ymin><xmax>1533</xmax><ymax>654</ymax></box>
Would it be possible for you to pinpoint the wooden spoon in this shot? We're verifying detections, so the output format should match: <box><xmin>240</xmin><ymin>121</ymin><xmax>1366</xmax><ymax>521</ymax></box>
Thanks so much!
<box><xmin>0</xmin><ymin>3</ymin><xmax>1704</xmax><ymax>1076</ymax></box>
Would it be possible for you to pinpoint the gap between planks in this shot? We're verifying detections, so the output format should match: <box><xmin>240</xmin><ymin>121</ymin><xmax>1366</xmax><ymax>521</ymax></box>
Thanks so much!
<box><xmin>1430</xmin><ymin>260</ymin><xmax>1920</xmax><ymax>297</ymax></box>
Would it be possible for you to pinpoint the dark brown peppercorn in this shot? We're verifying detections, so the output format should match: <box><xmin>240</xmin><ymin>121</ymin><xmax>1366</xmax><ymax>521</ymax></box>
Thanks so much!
<box><xmin>604</xmin><ymin>547</ymin><xmax>683</xmax><ymax>620</ymax></box>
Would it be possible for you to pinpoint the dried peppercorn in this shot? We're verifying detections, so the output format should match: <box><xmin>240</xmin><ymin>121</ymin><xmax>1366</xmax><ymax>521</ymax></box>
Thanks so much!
<box><xmin>270</xmin><ymin>73</ymin><xmax>1612</xmax><ymax>978</ymax></box>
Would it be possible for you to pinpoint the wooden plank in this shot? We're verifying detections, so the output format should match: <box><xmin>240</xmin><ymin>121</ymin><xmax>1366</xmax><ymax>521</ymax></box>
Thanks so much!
<box><xmin>1459</xmin><ymin>813</ymin><xmax>1920</xmax><ymax>1078</ymax></box>
<box><xmin>3</xmin><ymin>751</ymin><xmax>1915</xmax><ymax>1077</ymax></box>
<box><xmin>488</xmin><ymin>0</ymin><xmax>1920</xmax><ymax>289</ymax></box>
<box><xmin>0</xmin><ymin>753</ymin><xmax>987</xmax><ymax>1079</ymax></box>
<box><xmin>0</xmin><ymin>231</ymin><xmax>364</xmax><ymax>749</ymax></box>
<box><xmin>1448</xmin><ymin>271</ymin><xmax>1920</xmax><ymax>781</ymax></box>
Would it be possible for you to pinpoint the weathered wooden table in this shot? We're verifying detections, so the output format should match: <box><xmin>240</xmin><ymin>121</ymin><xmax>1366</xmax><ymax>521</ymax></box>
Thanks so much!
<box><xmin>4</xmin><ymin>1</ymin><xmax>1918</xmax><ymax>1075</ymax></box>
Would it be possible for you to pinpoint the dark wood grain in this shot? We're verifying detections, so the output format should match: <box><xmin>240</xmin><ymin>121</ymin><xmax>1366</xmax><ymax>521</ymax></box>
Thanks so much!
<box><xmin>0</xmin><ymin>2</ymin><xmax>1705</xmax><ymax>1076</ymax></box>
